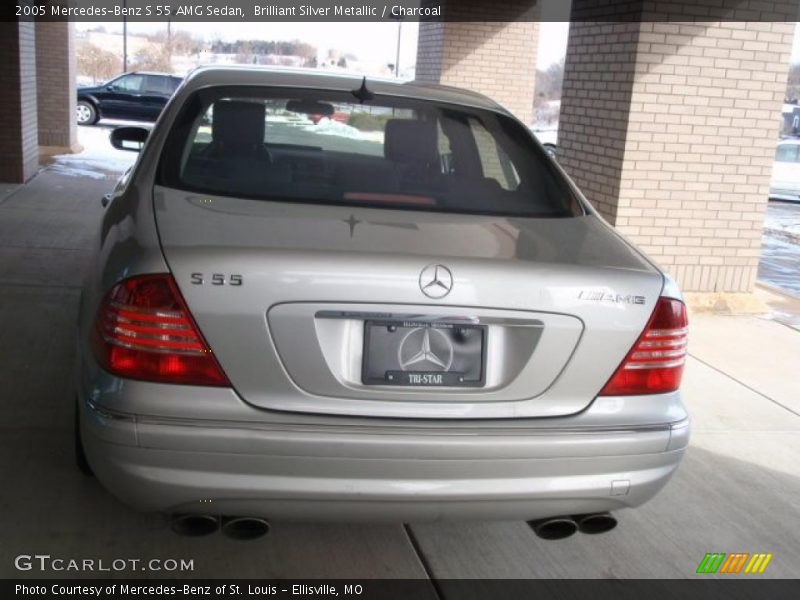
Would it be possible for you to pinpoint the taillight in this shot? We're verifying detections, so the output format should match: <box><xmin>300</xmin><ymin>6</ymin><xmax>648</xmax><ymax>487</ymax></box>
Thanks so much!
<box><xmin>599</xmin><ymin>297</ymin><xmax>688</xmax><ymax>396</ymax></box>
<box><xmin>91</xmin><ymin>274</ymin><xmax>230</xmax><ymax>386</ymax></box>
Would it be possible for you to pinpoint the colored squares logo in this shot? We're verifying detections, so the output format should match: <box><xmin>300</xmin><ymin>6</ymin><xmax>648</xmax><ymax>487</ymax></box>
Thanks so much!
<box><xmin>696</xmin><ymin>552</ymin><xmax>773</xmax><ymax>574</ymax></box>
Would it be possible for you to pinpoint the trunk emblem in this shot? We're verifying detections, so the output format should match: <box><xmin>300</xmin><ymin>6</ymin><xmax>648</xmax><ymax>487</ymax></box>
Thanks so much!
<box><xmin>419</xmin><ymin>264</ymin><xmax>453</xmax><ymax>298</ymax></box>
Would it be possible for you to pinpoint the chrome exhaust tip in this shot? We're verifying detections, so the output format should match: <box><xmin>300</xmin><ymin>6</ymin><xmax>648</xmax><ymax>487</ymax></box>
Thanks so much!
<box><xmin>171</xmin><ymin>514</ymin><xmax>219</xmax><ymax>537</ymax></box>
<box><xmin>221</xmin><ymin>517</ymin><xmax>270</xmax><ymax>541</ymax></box>
<box><xmin>574</xmin><ymin>512</ymin><xmax>618</xmax><ymax>535</ymax></box>
<box><xmin>528</xmin><ymin>516</ymin><xmax>578</xmax><ymax>540</ymax></box>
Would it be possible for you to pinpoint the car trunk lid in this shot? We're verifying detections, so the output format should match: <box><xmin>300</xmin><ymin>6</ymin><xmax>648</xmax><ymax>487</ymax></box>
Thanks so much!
<box><xmin>153</xmin><ymin>187</ymin><xmax>665</xmax><ymax>419</ymax></box>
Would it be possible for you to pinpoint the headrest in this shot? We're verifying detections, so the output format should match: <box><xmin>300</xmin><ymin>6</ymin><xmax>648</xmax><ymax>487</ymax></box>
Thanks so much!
<box><xmin>212</xmin><ymin>100</ymin><xmax>265</xmax><ymax>146</ymax></box>
<box><xmin>384</xmin><ymin>119</ymin><xmax>439</xmax><ymax>164</ymax></box>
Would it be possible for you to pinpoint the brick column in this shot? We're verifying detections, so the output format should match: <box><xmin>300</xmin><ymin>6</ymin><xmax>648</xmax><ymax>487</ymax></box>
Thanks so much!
<box><xmin>558</xmin><ymin>1</ymin><xmax>795</xmax><ymax>293</ymax></box>
<box><xmin>416</xmin><ymin>1</ymin><xmax>539</xmax><ymax>124</ymax></box>
<box><xmin>0</xmin><ymin>21</ymin><xmax>39</xmax><ymax>183</ymax></box>
<box><xmin>36</xmin><ymin>22</ymin><xmax>78</xmax><ymax>152</ymax></box>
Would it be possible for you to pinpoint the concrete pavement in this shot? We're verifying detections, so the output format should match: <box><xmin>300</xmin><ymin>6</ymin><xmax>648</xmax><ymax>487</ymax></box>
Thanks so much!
<box><xmin>407</xmin><ymin>350</ymin><xmax>800</xmax><ymax>579</ymax></box>
<box><xmin>1</xmin><ymin>152</ymin><xmax>798</xmax><ymax>581</ymax></box>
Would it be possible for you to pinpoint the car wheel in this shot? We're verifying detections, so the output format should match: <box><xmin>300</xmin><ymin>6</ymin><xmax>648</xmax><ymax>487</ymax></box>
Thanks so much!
<box><xmin>74</xmin><ymin>400</ymin><xmax>94</xmax><ymax>477</ymax></box>
<box><xmin>76</xmin><ymin>101</ymin><xmax>97</xmax><ymax>126</ymax></box>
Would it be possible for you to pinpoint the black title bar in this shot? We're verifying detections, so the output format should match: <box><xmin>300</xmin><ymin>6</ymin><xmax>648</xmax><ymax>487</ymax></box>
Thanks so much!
<box><xmin>5</xmin><ymin>579</ymin><xmax>800</xmax><ymax>600</ymax></box>
<box><xmin>6</xmin><ymin>0</ymin><xmax>800</xmax><ymax>23</ymax></box>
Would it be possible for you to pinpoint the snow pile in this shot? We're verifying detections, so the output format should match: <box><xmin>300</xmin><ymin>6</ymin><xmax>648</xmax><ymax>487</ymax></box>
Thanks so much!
<box><xmin>763</xmin><ymin>202</ymin><xmax>800</xmax><ymax>243</ymax></box>
<box><xmin>49</xmin><ymin>124</ymin><xmax>139</xmax><ymax>180</ymax></box>
<box><xmin>302</xmin><ymin>118</ymin><xmax>383</xmax><ymax>143</ymax></box>
<box><xmin>758</xmin><ymin>233</ymin><xmax>800</xmax><ymax>295</ymax></box>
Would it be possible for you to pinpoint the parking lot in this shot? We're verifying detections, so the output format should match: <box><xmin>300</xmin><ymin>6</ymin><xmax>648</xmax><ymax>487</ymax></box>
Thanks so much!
<box><xmin>760</xmin><ymin>201</ymin><xmax>800</xmax><ymax>295</ymax></box>
<box><xmin>1</xmin><ymin>126</ymin><xmax>799</xmax><ymax>582</ymax></box>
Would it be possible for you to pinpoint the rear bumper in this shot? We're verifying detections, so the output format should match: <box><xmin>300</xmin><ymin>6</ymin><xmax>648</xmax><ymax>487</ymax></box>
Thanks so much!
<box><xmin>81</xmin><ymin>397</ymin><xmax>690</xmax><ymax>522</ymax></box>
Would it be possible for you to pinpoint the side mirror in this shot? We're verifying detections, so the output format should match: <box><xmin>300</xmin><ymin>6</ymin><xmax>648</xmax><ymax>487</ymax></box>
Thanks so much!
<box><xmin>106</xmin><ymin>85</ymin><xmax>115</xmax><ymax>91</ymax></box>
<box><xmin>110</xmin><ymin>126</ymin><xmax>149</xmax><ymax>152</ymax></box>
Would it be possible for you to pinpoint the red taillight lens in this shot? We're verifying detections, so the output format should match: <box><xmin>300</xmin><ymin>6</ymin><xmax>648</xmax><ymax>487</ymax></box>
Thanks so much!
<box><xmin>599</xmin><ymin>297</ymin><xmax>688</xmax><ymax>396</ymax></box>
<box><xmin>91</xmin><ymin>274</ymin><xmax>230</xmax><ymax>386</ymax></box>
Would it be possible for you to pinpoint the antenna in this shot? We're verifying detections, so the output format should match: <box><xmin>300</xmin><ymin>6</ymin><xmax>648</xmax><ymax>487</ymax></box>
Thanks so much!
<box><xmin>351</xmin><ymin>77</ymin><xmax>374</xmax><ymax>103</ymax></box>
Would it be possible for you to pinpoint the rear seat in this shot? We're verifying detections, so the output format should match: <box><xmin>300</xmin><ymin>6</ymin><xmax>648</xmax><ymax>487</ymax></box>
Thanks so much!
<box><xmin>383</xmin><ymin>119</ymin><xmax>446</xmax><ymax>192</ymax></box>
<box><xmin>184</xmin><ymin>100</ymin><xmax>290</xmax><ymax>192</ymax></box>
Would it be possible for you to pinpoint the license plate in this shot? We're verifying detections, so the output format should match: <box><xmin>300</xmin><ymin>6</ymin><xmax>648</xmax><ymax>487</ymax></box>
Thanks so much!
<box><xmin>362</xmin><ymin>321</ymin><xmax>485</xmax><ymax>387</ymax></box>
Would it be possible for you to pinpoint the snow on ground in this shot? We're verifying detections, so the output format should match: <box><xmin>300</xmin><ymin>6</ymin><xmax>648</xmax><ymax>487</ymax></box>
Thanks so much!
<box><xmin>48</xmin><ymin>122</ymin><xmax>141</xmax><ymax>179</ymax></box>
<box><xmin>763</xmin><ymin>201</ymin><xmax>800</xmax><ymax>241</ymax></box>
<box><xmin>531</xmin><ymin>128</ymin><xmax>558</xmax><ymax>146</ymax></box>
<box><xmin>758</xmin><ymin>231</ymin><xmax>800</xmax><ymax>295</ymax></box>
<box><xmin>530</xmin><ymin>118</ymin><xmax>558</xmax><ymax>147</ymax></box>
<box><xmin>759</xmin><ymin>201</ymin><xmax>800</xmax><ymax>295</ymax></box>
<box><xmin>301</xmin><ymin>117</ymin><xmax>384</xmax><ymax>143</ymax></box>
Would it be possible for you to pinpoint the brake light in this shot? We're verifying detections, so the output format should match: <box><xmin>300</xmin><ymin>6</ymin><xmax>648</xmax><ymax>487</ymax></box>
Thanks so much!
<box><xmin>91</xmin><ymin>274</ymin><xmax>230</xmax><ymax>386</ymax></box>
<box><xmin>599</xmin><ymin>297</ymin><xmax>688</xmax><ymax>396</ymax></box>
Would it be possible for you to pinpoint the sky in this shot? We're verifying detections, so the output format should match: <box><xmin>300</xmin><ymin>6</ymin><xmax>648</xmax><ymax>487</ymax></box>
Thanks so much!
<box><xmin>76</xmin><ymin>20</ymin><xmax>567</xmax><ymax>71</ymax></box>
<box><xmin>75</xmin><ymin>20</ymin><xmax>799</xmax><ymax>72</ymax></box>
<box><xmin>77</xmin><ymin>21</ymin><xmax>422</xmax><ymax>70</ymax></box>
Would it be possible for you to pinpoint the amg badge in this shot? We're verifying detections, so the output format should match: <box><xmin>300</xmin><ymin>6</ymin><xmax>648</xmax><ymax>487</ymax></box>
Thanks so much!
<box><xmin>578</xmin><ymin>291</ymin><xmax>646</xmax><ymax>305</ymax></box>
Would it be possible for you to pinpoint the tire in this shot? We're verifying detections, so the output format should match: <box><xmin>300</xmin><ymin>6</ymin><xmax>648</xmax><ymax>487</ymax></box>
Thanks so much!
<box><xmin>74</xmin><ymin>400</ymin><xmax>94</xmax><ymax>477</ymax></box>
<box><xmin>76</xmin><ymin>100</ymin><xmax>97</xmax><ymax>126</ymax></box>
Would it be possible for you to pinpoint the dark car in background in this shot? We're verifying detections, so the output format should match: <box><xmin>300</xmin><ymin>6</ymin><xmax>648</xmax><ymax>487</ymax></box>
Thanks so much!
<box><xmin>76</xmin><ymin>72</ymin><xmax>182</xmax><ymax>125</ymax></box>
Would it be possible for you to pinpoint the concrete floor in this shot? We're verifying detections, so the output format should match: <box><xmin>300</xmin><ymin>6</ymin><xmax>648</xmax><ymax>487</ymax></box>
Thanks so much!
<box><xmin>1</xmin><ymin>161</ymin><xmax>799</xmax><ymax>581</ymax></box>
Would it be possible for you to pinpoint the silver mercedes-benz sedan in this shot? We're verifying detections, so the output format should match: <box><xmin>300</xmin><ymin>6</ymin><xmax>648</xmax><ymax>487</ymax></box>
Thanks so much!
<box><xmin>76</xmin><ymin>66</ymin><xmax>690</xmax><ymax>540</ymax></box>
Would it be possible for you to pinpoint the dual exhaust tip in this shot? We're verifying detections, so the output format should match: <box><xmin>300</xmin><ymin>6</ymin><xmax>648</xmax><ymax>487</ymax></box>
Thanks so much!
<box><xmin>172</xmin><ymin>511</ymin><xmax>614</xmax><ymax>541</ymax></box>
<box><xmin>171</xmin><ymin>515</ymin><xmax>270</xmax><ymax>540</ymax></box>
<box><xmin>528</xmin><ymin>512</ymin><xmax>617</xmax><ymax>540</ymax></box>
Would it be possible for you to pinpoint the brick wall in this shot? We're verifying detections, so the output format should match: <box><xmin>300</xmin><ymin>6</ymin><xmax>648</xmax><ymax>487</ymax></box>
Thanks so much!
<box><xmin>416</xmin><ymin>1</ymin><xmax>539</xmax><ymax>124</ymax></box>
<box><xmin>559</xmin><ymin>1</ymin><xmax>795</xmax><ymax>292</ymax></box>
<box><xmin>0</xmin><ymin>21</ymin><xmax>38</xmax><ymax>183</ymax></box>
<box><xmin>416</xmin><ymin>21</ymin><xmax>445</xmax><ymax>83</ymax></box>
<box><xmin>558</xmin><ymin>21</ymin><xmax>641</xmax><ymax>223</ymax></box>
<box><xmin>36</xmin><ymin>22</ymin><xmax>76</xmax><ymax>149</ymax></box>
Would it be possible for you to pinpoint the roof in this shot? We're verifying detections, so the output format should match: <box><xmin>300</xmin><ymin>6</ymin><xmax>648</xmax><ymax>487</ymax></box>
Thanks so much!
<box><xmin>180</xmin><ymin>65</ymin><xmax>508</xmax><ymax>114</ymax></box>
<box><xmin>129</xmin><ymin>71</ymin><xmax>181</xmax><ymax>77</ymax></box>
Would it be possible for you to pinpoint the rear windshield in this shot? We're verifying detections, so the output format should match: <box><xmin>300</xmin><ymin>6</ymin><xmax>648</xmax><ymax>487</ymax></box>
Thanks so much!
<box><xmin>158</xmin><ymin>86</ymin><xmax>582</xmax><ymax>218</ymax></box>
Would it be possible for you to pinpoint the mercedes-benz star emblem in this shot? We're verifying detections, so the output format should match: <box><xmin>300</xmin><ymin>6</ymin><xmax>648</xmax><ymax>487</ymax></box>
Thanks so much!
<box><xmin>419</xmin><ymin>264</ymin><xmax>453</xmax><ymax>299</ymax></box>
<box><xmin>397</xmin><ymin>327</ymin><xmax>454</xmax><ymax>372</ymax></box>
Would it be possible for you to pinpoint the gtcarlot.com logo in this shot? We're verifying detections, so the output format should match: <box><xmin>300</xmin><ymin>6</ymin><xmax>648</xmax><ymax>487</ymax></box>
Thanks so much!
<box><xmin>14</xmin><ymin>554</ymin><xmax>194</xmax><ymax>572</ymax></box>
<box><xmin>696</xmin><ymin>552</ymin><xmax>773</xmax><ymax>574</ymax></box>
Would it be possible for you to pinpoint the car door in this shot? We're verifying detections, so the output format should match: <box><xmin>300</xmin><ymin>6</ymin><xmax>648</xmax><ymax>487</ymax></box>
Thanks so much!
<box><xmin>86</xmin><ymin>77</ymin><xmax>120</xmax><ymax>117</ymax></box>
<box><xmin>101</xmin><ymin>74</ymin><xmax>146</xmax><ymax>120</ymax></box>
<box><xmin>140</xmin><ymin>75</ymin><xmax>174</xmax><ymax>121</ymax></box>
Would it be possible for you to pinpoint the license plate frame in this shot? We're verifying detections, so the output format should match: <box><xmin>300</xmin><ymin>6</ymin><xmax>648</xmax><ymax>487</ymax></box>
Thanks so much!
<box><xmin>362</xmin><ymin>320</ymin><xmax>486</xmax><ymax>387</ymax></box>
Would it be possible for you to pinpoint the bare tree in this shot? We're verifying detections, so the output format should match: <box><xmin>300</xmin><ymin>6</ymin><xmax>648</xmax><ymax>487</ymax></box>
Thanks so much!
<box><xmin>292</xmin><ymin>41</ymin><xmax>317</xmax><ymax>61</ymax></box>
<box><xmin>235</xmin><ymin>40</ymin><xmax>255</xmax><ymax>65</ymax></box>
<box><xmin>534</xmin><ymin>59</ymin><xmax>565</xmax><ymax>108</ymax></box>
<box><xmin>148</xmin><ymin>29</ymin><xmax>203</xmax><ymax>57</ymax></box>
<box><xmin>786</xmin><ymin>63</ymin><xmax>800</xmax><ymax>102</ymax></box>
<box><xmin>131</xmin><ymin>43</ymin><xmax>172</xmax><ymax>72</ymax></box>
<box><xmin>170</xmin><ymin>30</ymin><xmax>203</xmax><ymax>56</ymax></box>
<box><xmin>533</xmin><ymin>59</ymin><xmax>565</xmax><ymax>125</ymax></box>
<box><xmin>76</xmin><ymin>41</ymin><xmax>122</xmax><ymax>83</ymax></box>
